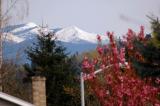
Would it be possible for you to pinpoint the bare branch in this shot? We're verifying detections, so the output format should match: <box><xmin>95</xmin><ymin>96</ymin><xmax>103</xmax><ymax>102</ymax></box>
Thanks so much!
<box><xmin>2</xmin><ymin>0</ymin><xmax>19</xmax><ymax>20</ymax></box>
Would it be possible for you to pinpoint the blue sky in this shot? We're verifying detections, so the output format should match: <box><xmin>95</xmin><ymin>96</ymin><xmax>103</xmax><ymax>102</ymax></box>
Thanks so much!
<box><xmin>20</xmin><ymin>0</ymin><xmax>160</xmax><ymax>35</ymax></box>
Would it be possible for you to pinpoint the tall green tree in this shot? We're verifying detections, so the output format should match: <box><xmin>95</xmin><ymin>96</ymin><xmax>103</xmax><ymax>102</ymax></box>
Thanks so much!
<box><xmin>24</xmin><ymin>32</ymin><xmax>80</xmax><ymax>106</ymax></box>
<box><xmin>128</xmin><ymin>17</ymin><xmax>160</xmax><ymax>78</ymax></box>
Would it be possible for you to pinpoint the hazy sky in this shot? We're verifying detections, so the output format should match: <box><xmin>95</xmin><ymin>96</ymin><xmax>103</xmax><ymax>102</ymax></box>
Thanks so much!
<box><xmin>20</xmin><ymin>0</ymin><xmax>160</xmax><ymax>35</ymax></box>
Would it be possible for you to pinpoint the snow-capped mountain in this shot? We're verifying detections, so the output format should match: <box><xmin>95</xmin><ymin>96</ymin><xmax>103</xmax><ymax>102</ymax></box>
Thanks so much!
<box><xmin>55</xmin><ymin>26</ymin><xmax>98</xmax><ymax>43</ymax></box>
<box><xmin>2</xmin><ymin>22</ymin><xmax>107</xmax><ymax>63</ymax></box>
<box><xmin>3</xmin><ymin>22</ymin><xmax>40</xmax><ymax>41</ymax></box>
<box><xmin>3</xmin><ymin>23</ymin><xmax>103</xmax><ymax>44</ymax></box>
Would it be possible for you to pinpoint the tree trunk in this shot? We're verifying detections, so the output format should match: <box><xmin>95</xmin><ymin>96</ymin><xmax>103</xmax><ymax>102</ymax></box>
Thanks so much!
<box><xmin>0</xmin><ymin>0</ymin><xmax>3</xmax><ymax>92</ymax></box>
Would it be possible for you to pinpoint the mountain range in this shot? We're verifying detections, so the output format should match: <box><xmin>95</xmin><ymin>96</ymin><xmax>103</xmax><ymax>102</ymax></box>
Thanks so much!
<box><xmin>2</xmin><ymin>22</ymin><xmax>107</xmax><ymax>64</ymax></box>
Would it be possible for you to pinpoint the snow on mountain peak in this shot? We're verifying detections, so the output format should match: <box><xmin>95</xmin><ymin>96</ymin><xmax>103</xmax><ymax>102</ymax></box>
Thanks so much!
<box><xmin>3</xmin><ymin>33</ymin><xmax>25</xmax><ymax>43</ymax></box>
<box><xmin>9</xmin><ymin>22</ymin><xmax>39</xmax><ymax>34</ymax></box>
<box><xmin>55</xmin><ymin>26</ymin><xmax>98</xmax><ymax>43</ymax></box>
<box><xmin>3</xmin><ymin>23</ymin><xmax>107</xmax><ymax>44</ymax></box>
<box><xmin>25</xmin><ymin>22</ymin><xmax>38</xmax><ymax>28</ymax></box>
<box><xmin>3</xmin><ymin>22</ymin><xmax>40</xmax><ymax>41</ymax></box>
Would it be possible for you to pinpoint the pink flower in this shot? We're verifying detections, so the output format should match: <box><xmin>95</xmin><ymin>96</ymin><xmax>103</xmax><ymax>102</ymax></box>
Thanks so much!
<box><xmin>82</xmin><ymin>56</ymin><xmax>91</xmax><ymax>69</ymax></box>
<box><xmin>119</xmin><ymin>48</ymin><xmax>125</xmax><ymax>64</ymax></box>
<box><xmin>107</xmin><ymin>32</ymin><xmax>114</xmax><ymax>43</ymax></box>
<box><xmin>155</xmin><ymin>78</ymin><xmax>160</xmax><ymax>84</ymax></box>
<box><xmin>97</xmin><ymin>46</ymin><xmax>103</xmax><ymax>55</ymax></box>
<box><xmin>83</xmin><ymin>72</ymin><xmax>95</xmax><ymax>81</ymax></box>
<box><xmin>138</xmin><ymin>26</ymin><xmax>144</xmax><ymax>40</ymax></box>
<box><xmin>127</xmin><ymin>29</ymin><xmax>134</xmax><ymax>40</ymax></box>
<box><xmin>93</xmin><ymin>58</ymin><xmax>98</xmax><ymax>65</ymax></box>
<box><xmin>81</xmin><ymin>27</ymin><xmax>160</xmax><ymax>106</ymax></box>
<box><xmin>105</xmin><ymin>75</ymin><xmax>112</xmax><ymax>84</ymax></box>
<box><xmin>97</xmin><ymin>89</ymin><xmax>105</xmax><ymax>98</ymax></box>
<box><xmin>97</xmin><ymin>34</ymin><xmax>101</xmax><ymax>41</ymax></box>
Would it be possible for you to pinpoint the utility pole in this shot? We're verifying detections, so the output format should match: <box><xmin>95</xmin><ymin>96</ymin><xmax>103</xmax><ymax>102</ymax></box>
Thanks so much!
<box><xmin>80</xmin><ymin>65</ymin><xmax>113</xmax><ymax>106</ymax></box>
<box><xmin>0</xmin><ymin>0</ymin><xmax>3</xmax><ymax>92</ymax></box>
<box><xmin>80</xmin><ymin>72</ymin><xmax>85</xmax><ymax>106</ymax></box>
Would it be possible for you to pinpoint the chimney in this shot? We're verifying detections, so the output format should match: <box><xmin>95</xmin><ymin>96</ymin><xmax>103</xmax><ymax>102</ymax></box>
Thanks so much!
<box><xmin>32</xmin><ymin>76</ymin><xmax>46</xmax><ymax>106</ymax></box>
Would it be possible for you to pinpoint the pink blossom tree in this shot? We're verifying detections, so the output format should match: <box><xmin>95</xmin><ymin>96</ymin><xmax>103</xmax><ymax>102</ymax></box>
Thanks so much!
<box><xmin>82</xmin><ymin>27</ymin><xmax>160</xmax><ymax>106</ymax></box>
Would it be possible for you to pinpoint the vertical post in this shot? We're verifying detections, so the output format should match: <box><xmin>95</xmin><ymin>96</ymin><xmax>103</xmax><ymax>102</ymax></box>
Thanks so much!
<box><xmin>80</xmin><ymin>72</ymin><xmax>85</xmax><ymax>106</ymax></box>
<box><xmin>0</xmin><ymin>0</ymin><xmax>3</xmax><ymax>92</ymax></box>
<box><xmin>0</xmin><ymin>0</ymin><xmax>2</xmax><ymax>68</ymax></box>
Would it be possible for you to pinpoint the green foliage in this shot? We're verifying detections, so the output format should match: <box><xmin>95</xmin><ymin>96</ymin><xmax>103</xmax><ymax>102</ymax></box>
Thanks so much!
<box><xmin>128</xmin><ymin>16</ymin><xmax>160</xmax><ymax>78</ymax></box>
<box><xmin>132</xmin><ymin>40</ymin><xmax>160</xmax><ymax>77</ymax></box>
<box><xmin>24</xmin><ymin>33</ymin><xmax>67</xmax><ymax>77</ymax></box>
<box><xmin>24</xmin><ymin>32</ymin><xmax>80</xmax><ymax>106</ymax></box>
<box><xmin>149</xmin><ymin>16</ymin><xmax>160</xmax><ymax>47</ymax></box>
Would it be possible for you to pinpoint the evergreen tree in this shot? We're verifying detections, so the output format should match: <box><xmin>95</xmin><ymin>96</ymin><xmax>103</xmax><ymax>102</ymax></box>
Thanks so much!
<box><xmin>24</xmin><ymin>32</ymin><xmax>80</xmax><ymax>106</ymax></box>
<box><xmin>128</xmin><ymin>17</ymin><xmax>160</xmax><ymax>78</ymax></box>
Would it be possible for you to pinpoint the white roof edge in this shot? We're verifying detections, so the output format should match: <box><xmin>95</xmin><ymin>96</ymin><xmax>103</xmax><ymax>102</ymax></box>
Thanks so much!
<box><xmin>0</xmin><ymin>92</ymin><xmax>34</xmax><ymax>106</ymax></box>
